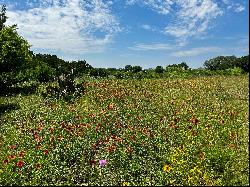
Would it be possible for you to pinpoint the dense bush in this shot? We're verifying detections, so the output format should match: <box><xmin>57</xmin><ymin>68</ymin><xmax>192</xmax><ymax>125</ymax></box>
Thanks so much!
<box><xmin>42</xmin><ymin>72</ymin><xmax>85</xmax><ymax>102</ymax></box>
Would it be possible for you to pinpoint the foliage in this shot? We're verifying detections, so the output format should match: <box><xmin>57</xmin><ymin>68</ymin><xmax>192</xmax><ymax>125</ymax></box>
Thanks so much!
<box><xmin>155</xmin><ymin>66</ymin><xmax>164</xmax><ymax>73</ymax></box>
<box><xmin>166</xmin><ymin>62</ymin><xmax>189</xmax><ymax>70</ymax></box>
<box><xmin>0</xmin><ymin>25</ymin><xmax>32</xmax><ymax>73</ymax></box>
<box><xmin>42</xmin><ymin>73</ymin><xmax>85</xmax><ymax>102</ymax></box>
<box><xmin>203</xmin><ymin>56</ymin><xmax>238</xmax><ymax>71</ymax></box>
<box><xmin>89</xmin><ymin>68</ymin><xmax>109</xmax><ymax>78</ymax></box>
<box><xmin>235</xmin><ymin>55</ymin><xmax>249</xmax><ymax>72</ymax></box>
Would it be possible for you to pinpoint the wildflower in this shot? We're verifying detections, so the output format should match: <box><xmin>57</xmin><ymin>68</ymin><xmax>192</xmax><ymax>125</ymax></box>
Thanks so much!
<box><xmin>126</xmin><ymin>147</ymin><xmax>133</xmax><ymax>154</ymax></box>
<box><xmin>228</xmin><ymin>143</ymin><xmax>237</xmax><ymax>149</ymax></box>
<box><xmin>36</xmin><ymin>144</ymin><xmax>42</xmax><ymax>150</ymax></box>
<box><xmin>35</xmin><ymin>163</ymin><xmax>42</xmax><ymax>170</ymax></box>
<box><xmin>88</xmin><ymin>114</ymin><xmax>95</xmax><ymax>118</ymax></box>
<box><xmin>8</xmin><ymin>155</ymin><xmax>16</xmax><ymax>159</ymax></box>
<box><xmin>198</xmin><ymin>152</ymin><xmax>205</xmax><ymax>160</ymax></box>
<box><xmin>90</xmin><ymin>160</ymin><xmax>96</xmax><ymax>165</ymax></box>
<box><xmin>122</xmin><ymin>182</ymin><xmax>130</xmax><ymax>186</ymax></box>
<box><xmin>44</xmin><ymin>150</ymin><xmax>49</xmax><ymax>155</ymax></box>
<box><xmin>3</xmin><ymin>159</ymin><xmax>8</xmax><ymax>164</ymax></box>
<box><xmin>99</xmin><ymin>159</ymin><xmax>107</xmax><ymax>167</ymax></box>
<box><xmin>187</xmin><ymin>175</ymin><xmax>193</xmax><ymax>182</ymax></box>
<box><xmin>18</xmin><ymin>151</ymin><xmax>25</xmax><ymax>158</ymax></box>
<box><xmin>108</xmin><ymin>103</ymin><xmax>114</xmax><ymax>110</ymax></box>
<box><xmin>163</xmin><ymin>164</ymin><xmax>172</xmax><ymax>172</ymax></box>
<box><xmin>16</xmin><ymin>160</ymin><xmax>25</xmax><ymax>168</ymax></box>
<box><xmin>8</xmin><ymin>145</ymin><xmax>17</xmax><ymax>149</ymax></box>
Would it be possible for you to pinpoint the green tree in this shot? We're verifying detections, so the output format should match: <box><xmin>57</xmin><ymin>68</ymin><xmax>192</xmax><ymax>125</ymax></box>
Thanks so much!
<box><xmin>203</xmin><ymin>56</ymin><xmax>237</xmax><ymax>70</ymax></box>
<box><xmin>0</xmin><ymin>25</ymin><xmax>31</xmax><ymax>73</ymax></box>
<box><xmin>0</xmin><ymin>5</ymin><xmax>32</xmax><ymax>89</ymax></box>
<box><xmin>125</xmin><ymin>65</ymin><xmax>133</xmax><ymax>72</ymax></box>
<box><xmin>235</xmin><ymin>55</ymin><xmax>249</xmax><ymax>72</ymax></box>
<box><xmin>155</xmin><ymin>66</ymin><xmax>164</xmax><ymax>73</ymax></box>
<box><xmin>179</xmin><ymin>62</ymin><xmax>189</xmax><ymax>70</ymax></box>
<box><xmin>132</xmin><ymin>66</ymin><xmax>142</xmax><ymax>73</ymax></box>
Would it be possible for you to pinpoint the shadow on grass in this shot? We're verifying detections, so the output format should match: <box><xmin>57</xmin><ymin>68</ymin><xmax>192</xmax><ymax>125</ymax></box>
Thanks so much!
<box><xmin>0</xmin><ymin>103</ymin><xmax>20</xmax><ymax>116</ymax></box>
<box><xmin>0</xmin><ymin>84</ymin><xmax>38</xmax><ymax>96</ymax></box>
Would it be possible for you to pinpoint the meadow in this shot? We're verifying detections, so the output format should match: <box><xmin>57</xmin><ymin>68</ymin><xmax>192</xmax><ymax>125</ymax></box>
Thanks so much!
<box><xmin>0</xmin><ymin>75</ymin><xmax>249</xmax><ymax>186</ymax></box>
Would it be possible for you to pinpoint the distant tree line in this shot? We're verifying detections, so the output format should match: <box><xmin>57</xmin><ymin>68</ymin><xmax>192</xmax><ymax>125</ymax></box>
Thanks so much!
<box><xmin>0</xmin><ymin>4</ymin><xmax>249</xmax><ymax>96</ymax></box>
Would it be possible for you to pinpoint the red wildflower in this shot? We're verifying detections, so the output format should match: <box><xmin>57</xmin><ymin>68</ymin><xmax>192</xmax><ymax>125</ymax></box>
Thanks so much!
<box><xmin>108</xmin><ymin>103</ymin><xmax>114</xmax><ymax>110</ymax></box>
<box><xmin>8</xmin><ymin>145</ymin><xmax>17</xmax><ymax>149</ymax></box>
<box><xmin>88</xmin><ymin>114</ymin><xmax>95</xmax><ymax>118</ymax></box>
<box><xmin>90</xmin><ymin>160</ymin><xmax>96</xmax><ymax>165</ymax></box>
<box><xmin>229</xmin><ymin>144</ymin><xmax>237</xmax><ymax>149</ymax></box>
<box><xmin>43</xmin><ymin>150</ymin><xmax>49</xmax><ymax>155</ymax></box>
<box><xmin>189</xmin><ymin>116</ymin><xmax>199</xmax><ymax>125</ymax></box>
<box><xmin>36</xmin><ymin>144</ymin><xmax>42</xmax><ymax>150</ymax></box>
<box><xmin>192</xmin><ymin>130</ymin><xmax>198</xmax><ymax>136</ymax></box>
<box><xmin>16</xmin><ymin>160</ymin><xmax>25</xmax><ymax>168</ymax></box>
<box><xmin>3</xmin><ymin>159</ymin><xmax>9</xmax><ymax>164</ymax></box>
<box><xmin>8</xmin><ymin>155</ymin><xmax>16</xmax><ymax>159</ymax></box>
<box><xmin>126</xmin><ymin>147</ymin><xmax>133</xmax><ymax>154</ymax></box>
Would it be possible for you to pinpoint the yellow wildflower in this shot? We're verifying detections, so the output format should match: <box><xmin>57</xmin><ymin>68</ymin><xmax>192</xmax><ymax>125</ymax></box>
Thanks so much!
<box><xmin>163</xmin><ymin>164</ymin><xmax>172</xmax><ymax>172</ymax></box>
<box><xmin>122</xmin><ymin>182</ymin><xmax>130</xmax><ymax>186</ymax></box>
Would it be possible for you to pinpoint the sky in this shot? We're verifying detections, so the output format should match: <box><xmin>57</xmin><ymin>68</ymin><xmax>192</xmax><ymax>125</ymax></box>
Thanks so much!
<box><xmin>1</xmin><ymin>0</ymin><xmax>249</xmax><ymax>69</ymax></box>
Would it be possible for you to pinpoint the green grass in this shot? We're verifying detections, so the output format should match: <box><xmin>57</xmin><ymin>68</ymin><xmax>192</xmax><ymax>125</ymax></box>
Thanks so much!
<box><xmin>0</xmin><ymin>75</ymin><xmax>249</xmax><ymax>186</ymax></box>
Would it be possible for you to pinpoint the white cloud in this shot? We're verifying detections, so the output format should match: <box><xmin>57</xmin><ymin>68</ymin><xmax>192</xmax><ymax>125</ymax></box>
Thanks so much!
<box><xmin>5</xmin><ymin>0</ymin><xmax>121</xmax><ymax>54</ymax></box>
<box><xmin>128</xmin><ymin>43</ymin><xmax>174</xmax><ymax>51</ymax></box>
<box><xmin>126</xmin><ymin>0</ymin><xmax>246</xmax><ymax>45</ymax></box>
<box><xmin>141</xmin><ymin>24</ymin><xmax>157</xmax><ymax>32</ymax></box>
<box><xmin>234</xmin><ymin>5</ymin><xmax>245</xmax><ymax>13</ymax></box>
<box><xmin>141</xmin><ymin>24</ymin><xmax>151</xmax><ymax>30</ymax></box>
<box><xmin>164</xmin><ymin>0</ymin><xmax>223</xmax><ymax>44</ymax></box>
<box><xmin>170</xmin><ymin>47</ymin><xmax>222</xmax><ymax>57</ymax></box>
<box><xmin>126</xmin><ymin>0</ymin><xmax>173</xmax><ymax>15</ymax></box>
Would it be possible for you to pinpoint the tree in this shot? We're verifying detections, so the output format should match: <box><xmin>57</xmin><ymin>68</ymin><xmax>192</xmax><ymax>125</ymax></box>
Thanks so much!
<box><xmin>0</xmin><ymin>6</ymin><xmax>32</xmax><ymax>88</ymax></box>
<box><xmin>125</xmin><ymin>65</ymin><xmax>133</xmax><ymax>72</ymax></box>
<box><xmin>235</xmin><ymin>55</ymin><xmax>249</xmax><ymax>72</ymax></box>
<box><xmin>132</xmin><ymin>66</ymin><xmax>142</xmax><ymax>73</ymax></box>
<box><xmin>179</xmin><ymin>62</ymin><xmax>189</xmax><ymax>70</ymax></box>
<box><xmin>0</xmin><ymin>4</ymin><xmax>7</xmax><ymax>31</ymax></box>
<box><xmin>155</xmin><ymin>66</ymin><xmax>164</xmax><ymax>73</ymax></box>
<box><xmin>203</xmin><ymin>56</ymin><xmax>237</xmax><ymax>70</ymax></box>
<box><xmin>0</xmin><ymin>25</ymin><xmax>31</xmax><ymax>73</ymax></box>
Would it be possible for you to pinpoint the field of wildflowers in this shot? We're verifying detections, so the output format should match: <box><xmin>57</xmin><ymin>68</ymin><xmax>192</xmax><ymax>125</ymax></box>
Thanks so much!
<box><xmin>0</xmin><ymin>75</ymin><xmax>249</xmax><ymax>186</ymax></box>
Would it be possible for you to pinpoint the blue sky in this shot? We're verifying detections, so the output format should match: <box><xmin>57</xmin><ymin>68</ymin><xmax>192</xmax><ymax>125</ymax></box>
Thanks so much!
<box><xmin>1</xmin><ymin>0</ymin><xmax>249</xmax><ymax>69</ymax></box>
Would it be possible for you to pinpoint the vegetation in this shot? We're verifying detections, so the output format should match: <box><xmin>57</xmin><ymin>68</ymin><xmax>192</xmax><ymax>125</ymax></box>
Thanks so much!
<box><xmin>0</xmin><ymin>4</ymin><xmax>249</xmax><ymax>186</ymax></box>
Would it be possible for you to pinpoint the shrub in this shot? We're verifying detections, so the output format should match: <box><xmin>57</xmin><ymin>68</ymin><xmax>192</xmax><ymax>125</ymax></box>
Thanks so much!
<box><xmin>42</xmin><ymin>73</ymin><xmax>85</xmax><ymax>102</ymax></box>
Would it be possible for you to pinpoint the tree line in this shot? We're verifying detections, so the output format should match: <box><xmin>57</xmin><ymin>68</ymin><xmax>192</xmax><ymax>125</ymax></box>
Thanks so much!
<box><xmin>0</xmin><ymin>4</ymin><xmax>249</xmax><ymax>90</ymax></box>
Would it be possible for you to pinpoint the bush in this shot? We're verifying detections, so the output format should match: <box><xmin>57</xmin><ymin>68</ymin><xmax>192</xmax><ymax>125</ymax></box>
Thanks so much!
<box><xmin>42</xmin><ymin>73</ymin><xmax>85</xmax><ymax>102</ymax></box>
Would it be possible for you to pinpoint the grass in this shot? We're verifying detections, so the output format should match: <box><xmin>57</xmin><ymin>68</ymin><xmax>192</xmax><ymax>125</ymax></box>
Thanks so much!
<box><xmin>0</xmin><ymin>75</ymin><xmax>249</xmax><ymax>186</ymax></box>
